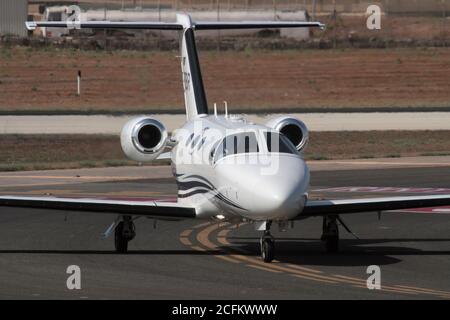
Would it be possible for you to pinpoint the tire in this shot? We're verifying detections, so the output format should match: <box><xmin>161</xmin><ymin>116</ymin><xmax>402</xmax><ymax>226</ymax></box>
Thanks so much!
<box><xmin>325</xmin><ymin>235</ymin><xmax>339</xmax><ymax>253</ymax></box>
<box><xmin>115</xmin><ymin>222</ymin><xmax>129</xmax><ymax>253</ymax></box>
<box><xmin>261</xmin><ymin>238</ymin><xmax>275</xmax><ymax>263</ymax></box>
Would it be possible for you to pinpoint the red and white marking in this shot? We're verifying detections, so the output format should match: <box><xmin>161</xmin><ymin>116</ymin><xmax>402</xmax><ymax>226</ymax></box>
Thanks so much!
<box><xmin>313</xmin><ymin>186</ymin><xmax>450</xmax><ymax>194</ymax></box>
<box><xmin>313</xmin><ymin>186</ymin><xmax>450</xmax><ymax>214</ymax></box>
<box><xmin>393</xmin><ymin>206</ymin><xmax>450</xmax><ymax>214</ymax></box>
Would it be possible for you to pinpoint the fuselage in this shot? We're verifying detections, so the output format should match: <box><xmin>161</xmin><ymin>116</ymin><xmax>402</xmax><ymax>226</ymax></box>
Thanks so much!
<box><xmin>171</xmin><ymin>114</ymin><xmax>310</xmax><ymax>221</ymax></box>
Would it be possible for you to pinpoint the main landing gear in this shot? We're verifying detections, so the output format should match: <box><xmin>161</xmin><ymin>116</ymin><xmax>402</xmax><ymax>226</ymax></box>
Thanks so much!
<box><xmin>114</xmin><ymin>216</ymin><xmax>136</xmax><ymax>253</ymax></box>
<box><xmin>259</xmin><ymin>221</ymin><xmax>275</xmax><ymax>263</ymax></box>
<box><xmin>321</xmin><ymin>215</ymin><xmax>339</xmax><ymax>253</ymax></box>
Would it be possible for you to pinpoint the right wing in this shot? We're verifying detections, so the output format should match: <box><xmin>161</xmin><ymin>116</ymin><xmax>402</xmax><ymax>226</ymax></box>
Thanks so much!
<box><xmin>0</xmin><ymin>195</ymin><xmax>195</xmax><ymax>220</ymax></box>
<box><xmin>299</xmin><ymin>194</ymin><xmax>450</xmax><ymax>217</ymax></box>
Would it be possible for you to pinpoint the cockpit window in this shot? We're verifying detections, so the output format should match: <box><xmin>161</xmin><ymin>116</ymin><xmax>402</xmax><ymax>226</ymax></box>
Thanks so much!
<box><xmin>264</xmin><ymin>132</ymin><xmax>298</xmax><ymax>154</ymax></box>
<box><xmin>214</xmin><ymin>132</ymin><xmax>259</xmax><ymax>163</ymax></box>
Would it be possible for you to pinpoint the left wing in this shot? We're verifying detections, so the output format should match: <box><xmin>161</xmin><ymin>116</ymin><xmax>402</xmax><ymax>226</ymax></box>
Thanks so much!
<box><xmin>299</xmin><ymin>194</ymin><xmax>450</xmax><ymax>218</ymax></box>
<box><xmin>0</xmin><ymin>195</ymin><xmax>195</xmax><ymax>220</ymax></box>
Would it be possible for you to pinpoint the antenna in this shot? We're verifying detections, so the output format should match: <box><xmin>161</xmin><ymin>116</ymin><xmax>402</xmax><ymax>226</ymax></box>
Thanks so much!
<box><xmin>214</xmin><ymin>103</ymin><xmax>218</xmax><ymax>118</ymax></box>
<box><xmin>224</xmin><ymin>101</ymin><xmax>228</xmax><ymax>118</ymax></box>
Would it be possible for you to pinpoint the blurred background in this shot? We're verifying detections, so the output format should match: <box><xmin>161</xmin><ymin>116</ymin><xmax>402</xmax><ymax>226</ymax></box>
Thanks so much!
<box><xmin>0</xmin><ymin>1</ymin><xmax>449</xmax><ymax>171</ymax></box>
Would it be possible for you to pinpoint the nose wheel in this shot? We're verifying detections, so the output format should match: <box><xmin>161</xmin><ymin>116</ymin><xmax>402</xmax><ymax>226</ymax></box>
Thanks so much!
<box><xmin>114</xmin><ymin>216</ymin><xmax>136</xmax><ymax>253</ymax></box>
<box><xmin>259</xmin><ymin>221</ymin><xmax>275</xmax><ymax>263</ymax></box>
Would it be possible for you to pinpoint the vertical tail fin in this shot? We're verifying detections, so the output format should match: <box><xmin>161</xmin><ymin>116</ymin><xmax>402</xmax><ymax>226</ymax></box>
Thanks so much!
<box><xmin>178</xmin><ymin>14</ymin><xmax>208</xmax><ymax>120</ymax></box>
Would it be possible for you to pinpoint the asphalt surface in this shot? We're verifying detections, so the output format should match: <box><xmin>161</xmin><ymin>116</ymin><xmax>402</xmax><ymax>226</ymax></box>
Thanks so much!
<box><xmin>1</xmin><ymin>112</ymin><xmax>449</xmax><ymax>134</ymax></box>
<box><xmin>0</xmin><ymin>165</ymin><xmax>449</xmax><ymax>299</ymax></box>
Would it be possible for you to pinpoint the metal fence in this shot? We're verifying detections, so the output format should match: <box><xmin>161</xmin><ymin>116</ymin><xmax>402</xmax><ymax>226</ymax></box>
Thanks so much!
<box><xmin>0</xmin><ymin>0</ymin><xmax>28</xmax><ymax>37</ymax></box>
<box><xmin>28</xmin><ymin>0</ymin><xmax>449</xmax><ymax>16</ymax></box>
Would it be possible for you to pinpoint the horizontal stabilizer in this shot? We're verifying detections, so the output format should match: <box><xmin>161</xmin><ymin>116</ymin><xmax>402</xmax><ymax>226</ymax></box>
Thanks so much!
<box><xmin>26</xmin><ymin>21</ymin><xmax>183</xmax><ymax>31</ymax></box>
<box><xmin>194</xmin><ymin>21</ymin><xmax>325</xmax><ymax>30</ymax></box>
<box><xmin>26</xmin><ymin>20</ymin><xmax>325</xmax><ymax>31</ymax></box>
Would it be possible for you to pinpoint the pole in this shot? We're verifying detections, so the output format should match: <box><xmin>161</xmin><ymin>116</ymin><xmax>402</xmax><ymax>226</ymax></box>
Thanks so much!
<box><xmin>217</xmin><ymin>0</ymin><xmax>221</xmax><ymax>51</ymax></box>
<box><xmin>312</xmin><ymin>0</ymin><xmax>316</xmax><ymax>20</ymax></box>
<box><xmin>77</xmin><ymin>70</ymin><xmax>81</xmax><ymax>96</ymax></box>
<box><xmin>333</xmin><ymin>0</ymin><xmax>337</xmax><ymax>49</ymax></box>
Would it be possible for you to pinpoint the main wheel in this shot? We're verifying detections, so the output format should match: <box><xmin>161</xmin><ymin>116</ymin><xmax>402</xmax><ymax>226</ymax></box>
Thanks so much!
<box><xmin>114</xmin><ymin>222</ymin><xmax>129</xmax><ymax>253</ymax></box>
<box><xmin>261</xmin><ymin>238</ymin><xmax>275</xmax><ymax>263</ymax></box>
<box><xmin>325</xmin><ymin>235</ymin><xmax>339</xmax><ymax>253</ymax></box>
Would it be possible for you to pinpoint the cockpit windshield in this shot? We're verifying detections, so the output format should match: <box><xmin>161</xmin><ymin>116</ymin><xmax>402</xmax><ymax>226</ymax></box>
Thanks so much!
<box><xmin>213</xmin><ymin>131</ymin><xmax>298</xmax><ymax>163</ymax></box>
<box><xmin>264</xmin><ymin>132</ymin><xmax>298</xmax><ymax>154</ymax></box>
<box><xmin>214</xmin><ymin>132</ymin><xmax>259</xmax><ymax>163</ymax></box>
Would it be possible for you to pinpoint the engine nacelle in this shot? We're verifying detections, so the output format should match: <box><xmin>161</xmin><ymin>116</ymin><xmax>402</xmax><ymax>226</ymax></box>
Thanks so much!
<box><xmin>120</xmin><ymin>116</ymin><xmax>168</xmax><ymax>162</ymax></box>
<box><xmin>266</xmin><ymin>116</ymin><xmax>309</xmax><ymax>152</ymax></box>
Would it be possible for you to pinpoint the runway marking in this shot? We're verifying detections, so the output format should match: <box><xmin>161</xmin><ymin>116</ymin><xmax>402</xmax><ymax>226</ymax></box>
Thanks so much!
<box><xmin>0</xmin><ymin>182</ymin><xmax>77</xmax><ymax>188</ymax></box>
<box><xmin>192</xmin><ymin>222</ymin><xmax>212</xmax><ymax>229</ymax></box>
<box><xmin>180</xmin><ymin>229</ymin><xmax>193</xmax><ymax>237</ymax></box>
<box><xmin>190</xmin><ymin>245</ymin><xmax>206</xmax><ymax>252</ymax></box>
<box><xmin>213</xmin><ymin>226</ymin><xmax>348</xmax><ymax>285</ymax></box>
<box><xmin>196</xmin><ymin>223</ymin><xmax>221</xmax><ymax>250</ymax></box>
<box><xmin>195</xmin><ymin>224</ymin><xmax>243</xmax><ymax>264</ymax></box>
<box><xmin>185</xmin><ymin>222</ymin><xmax>450</xmax><ymax>299</ymax></box>
<box><xmin>332</xmin><ymin>275</ymin><xmax>423</xmax><ymax>295</ymax></box>
<box><xmin>291</xmin><ymin>274</ymin><xmax>338</xmax><ymax>284</ymax></box>
<box><xmin>317</xmin><ymin>161</ymin><xmax>450</xmax><ymax>167</ymax></box>
<box><xmin>313</xmin><ymin>186</ymin><xmax>450</xmax><ymax>194</ymax></box>
<box><xmin>0</xmin><ymin>190</ymin><xmax>165</xmax><ymax>197</ymax></box>
<box><xmin>394</xmin><ymin>285</ymin><xmax>450</xmax><ymax>297</ymax></box>
<box><xmin>217</xmin><ymin>229</ymin><xmax>231</xmax><ymax>237</ymax></box>
<box><xmin>247</xmin><ymin>264</ymin><xmax>282</xmax><ymax>273</ymax></box>
<box><xmin>179</xmin><ymin>237</ymin><xmax>192</xmax><ymax>246</ymax></box>
<box><xmin>0</xmin><ymin>175</ymin><xmax>142</xmax><ymax>180</ymax></box>
<box><xmin>350</xmin><ymin>284</ymin><xmax>418</xmax><ymax>295</ymax></box>
<box><xmin>395</xmin><ymin>206</ymin><xmax>450</xmax><ymax>214</ymax></box>
<box><xmin>284</xmin><ymin>263</ymin><xmax>324</xmax><ymax>274</ymax></box>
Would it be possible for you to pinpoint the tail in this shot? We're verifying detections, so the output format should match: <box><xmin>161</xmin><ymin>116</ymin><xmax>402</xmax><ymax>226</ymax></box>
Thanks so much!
<box><xmin>26</xmin><ymin>15</ymin><xmax>325</xmax><ymax>120</ymax></box>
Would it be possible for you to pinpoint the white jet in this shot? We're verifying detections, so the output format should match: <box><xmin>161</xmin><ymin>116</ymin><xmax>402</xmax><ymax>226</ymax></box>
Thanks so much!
<box><xmin>1</xmin><ymin>14</ymin><xmax>449</xmax><ymax>262</ymax></box>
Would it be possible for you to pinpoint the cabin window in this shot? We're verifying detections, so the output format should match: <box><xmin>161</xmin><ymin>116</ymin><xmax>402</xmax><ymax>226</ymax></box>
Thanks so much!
<box><xmin>191</xmin><ymin>135</ymin><xmax>200</xmax><ymax>149</ymax></box>
<box><xmin>185</xmin><ymin>133</ymin><xmax>194</xmax><ymax>147</ymax></box>
<box><xmin>214</xmin><ymin>132</ymin><xmax>259</xmax><ymax>163</ymax></box>
<box><xmin>264</xmin><ymin>132</ymin><xmax>298</xmax><ymax>154</ymax></box>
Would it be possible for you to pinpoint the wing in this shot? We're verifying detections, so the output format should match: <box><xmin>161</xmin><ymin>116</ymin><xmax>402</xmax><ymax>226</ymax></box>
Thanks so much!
<box><xmin>298</xmin><ymin>194</ymin><xmax>450</xmax><ymax>218</ymax></box>
<box><xmin>0</xmin><ymin>195</ymin><xmax>195</xmax><ymax>220</ymax></box>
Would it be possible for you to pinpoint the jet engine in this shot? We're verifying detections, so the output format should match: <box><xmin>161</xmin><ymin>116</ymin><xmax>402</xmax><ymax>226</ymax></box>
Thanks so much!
<box><xmin>266</xmin><ymin>116</ymin><xmax>309</xmax><ymax>151</ymax></box>
<box><xmin>120</xmin><ymin>117</ymin><xmax>168</xmax><ymax>162</ymax></box>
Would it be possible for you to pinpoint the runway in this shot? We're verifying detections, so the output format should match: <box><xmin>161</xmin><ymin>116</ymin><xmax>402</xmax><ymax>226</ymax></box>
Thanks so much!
<box><xmin>1</xmin><ymin>112</ymin><xmax>450</xmax><ymax>134</ymax></box>
<box><xmin>0</xmin><ymin>163</ymin><xmax>449</xmax><ymax>299</ymax></box>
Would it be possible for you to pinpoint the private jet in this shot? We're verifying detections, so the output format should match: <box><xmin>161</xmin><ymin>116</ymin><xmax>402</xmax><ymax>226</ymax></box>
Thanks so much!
<box><xmin>0</xmin><ymin>14</ymin><xmax>449</xmax><ymax>262</ymax></box>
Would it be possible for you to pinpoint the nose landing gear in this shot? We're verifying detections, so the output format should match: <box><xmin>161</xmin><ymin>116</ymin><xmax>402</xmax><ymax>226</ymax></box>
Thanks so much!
<box><xmin>259</xmin><ymin>221</ymin><xmax>275</xmax><ymax>263</ymax></box>
<box><xmin>114</xmin><ymin>216</ymin><xmax>136</xmax><ymax>253</ymax></box>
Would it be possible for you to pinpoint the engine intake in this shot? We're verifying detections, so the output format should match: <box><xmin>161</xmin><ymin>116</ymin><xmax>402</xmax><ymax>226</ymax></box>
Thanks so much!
<box><xmin>266</xmin><ymin>116</ymin><xmax>309</xmax><ymax>151</ymax></box>
<box><xmin>121</xmin><ymin>117</ymin><xmax>168</xmax><ymax>162</ymax></box>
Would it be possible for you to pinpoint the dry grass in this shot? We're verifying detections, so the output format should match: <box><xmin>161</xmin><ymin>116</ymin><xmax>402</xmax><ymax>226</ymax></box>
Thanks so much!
<box><xmin>0</xmin><ymin>46</ymin><xmax>449</xmax><ymax>113</ymax></box>
<box><xmin>1</xmin><ymin>131</ymin><xmax>449</xmax><ymax>171</ymax></box>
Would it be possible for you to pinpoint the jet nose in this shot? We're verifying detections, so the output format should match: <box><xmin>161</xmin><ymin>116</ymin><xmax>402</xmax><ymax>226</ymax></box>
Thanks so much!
<box><xmin>252</xmin><ymin>157</ymin><xmax>309</xmax><ymax>219</ymax></box>
<box><xmin>215</xmin><ymin>154</ymin><xmax>309</xmax><ymax>220</ymax></box>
